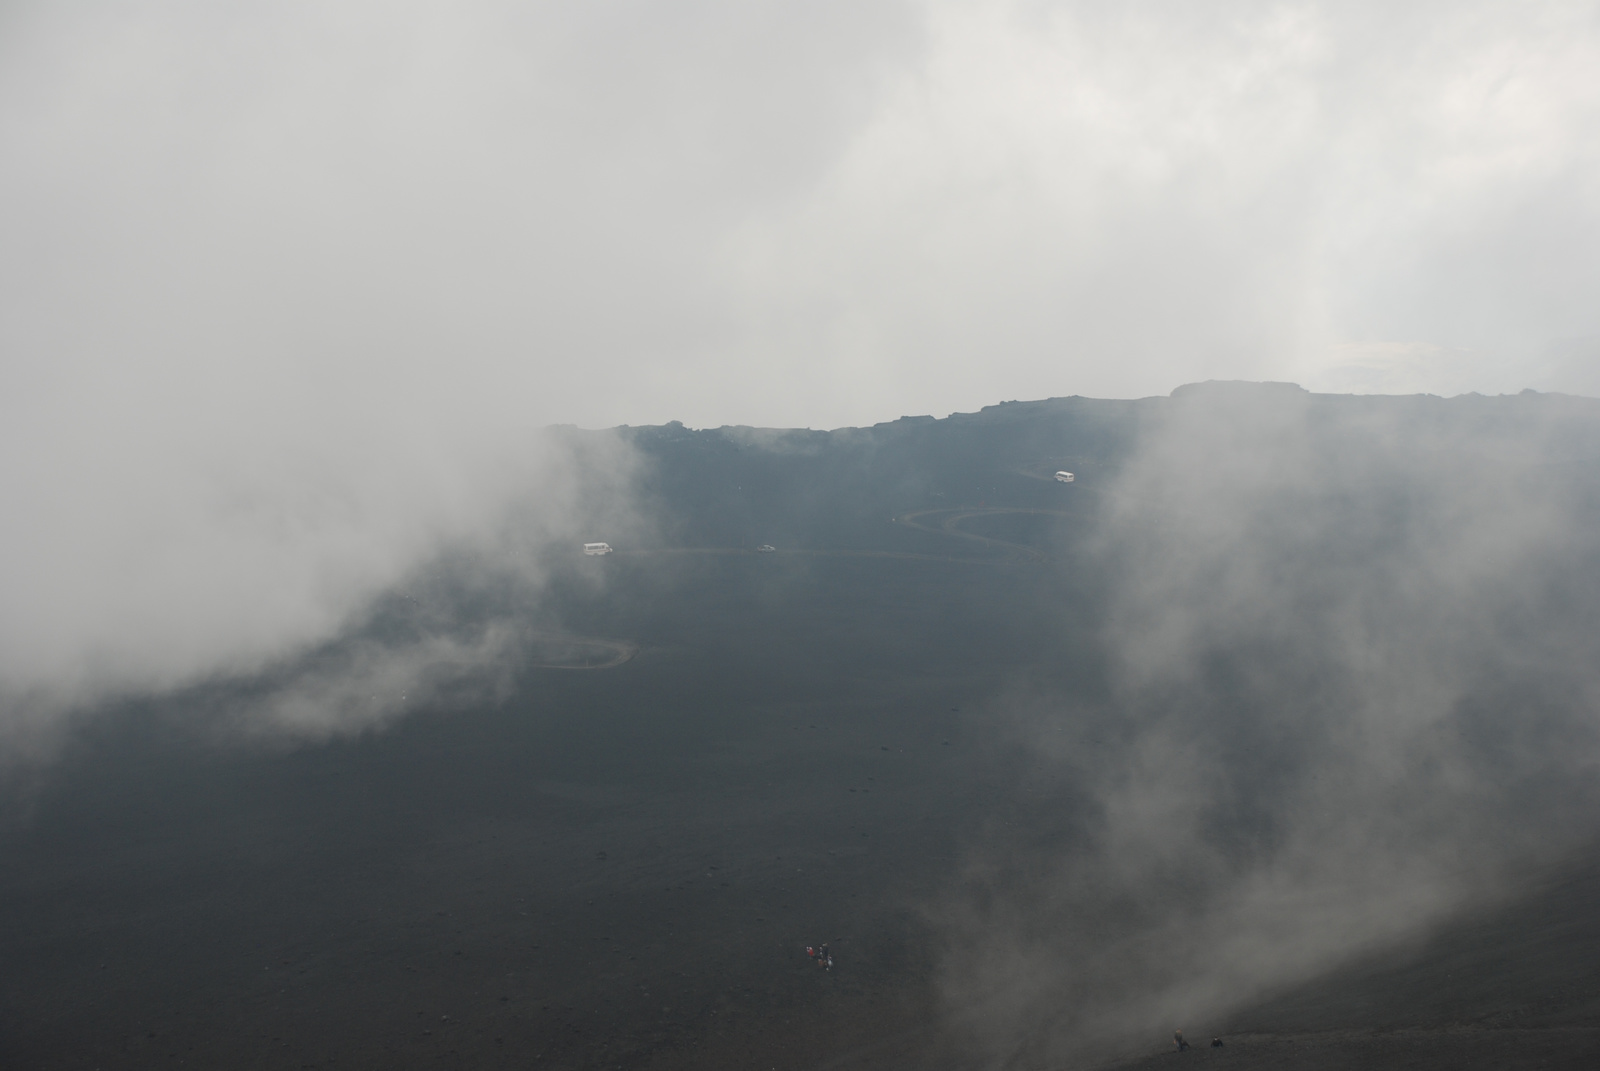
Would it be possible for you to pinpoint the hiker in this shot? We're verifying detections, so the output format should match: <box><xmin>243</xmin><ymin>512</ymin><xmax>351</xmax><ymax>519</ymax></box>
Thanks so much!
<box><xmin>1174</xmin><ymin>1029</ymin><xmax>1188</xmax><ymax>1051</ymax></box>
<box><xmin>1211</xmin><ymin>1037</ymin><xmax>1224</xmax><ymax>1048</ymax></box>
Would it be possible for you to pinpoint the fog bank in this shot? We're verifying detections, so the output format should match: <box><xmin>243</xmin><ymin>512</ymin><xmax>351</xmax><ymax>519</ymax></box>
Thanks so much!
<box><xmin>6</xmin><ymin>1</ymin><xmax>1600</xmax><ymax>757</ymax></box>
<box><xmin>938</xmin><ymin>385</ymin><xmax>1600</xmax><ymax>1067</ymax></box>
<box><xmin>0</xmin><ymin>425</ymin><xmax>641</xmax><ymax>760</ymax></box>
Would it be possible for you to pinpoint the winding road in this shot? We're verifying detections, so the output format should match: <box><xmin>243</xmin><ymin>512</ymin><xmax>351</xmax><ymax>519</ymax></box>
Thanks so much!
<box><xmin>563</xmin><ymin>505</ymin><xmax>1072</xmax><ymax>668</ymax></box>
<box><xmin>892</xmin><ymin>506</ymin><xmax>1073</xmax><ymax>564</ymax></box>
<box><xmin>524</xmin><ymin>632</ymin><xmax>640</xmax><ymax>670</ymax></box>
<box><xmin>608</xmin><ymin>506</ymin><xmax>1074</xmax><ymax>567</ymax></box>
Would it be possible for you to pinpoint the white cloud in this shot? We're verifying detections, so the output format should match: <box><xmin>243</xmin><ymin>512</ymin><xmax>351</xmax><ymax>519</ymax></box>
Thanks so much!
<box><xmin>936</xmin><ymin>384</ymin><xmax>1600</xmax><ymax>1064</ymax></box>
<box><xmin>3</xmin><ymin>0</ymin><xmax>1600</xmax><ymax>742</ymax></box>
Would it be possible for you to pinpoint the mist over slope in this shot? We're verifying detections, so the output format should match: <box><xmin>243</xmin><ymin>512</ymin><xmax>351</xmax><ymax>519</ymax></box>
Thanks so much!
<box><xmin>928</xmin><ymin>385</ymin><xmax>1600</xmax><ymax>1066</ymax></box>
<box><xmin>620</xmin><ymin>383</ymin><xmax>1600</xmax><ymax>1065</ymax></box>
<box><xmin>0</xmin><ymin>424</ymin><xmax>645</xmax><ymax>765</ymax></box>
<box><xmin>4</xmin><ymin>383</ymin><xmax>1600</xmax><ymax>1070</ymax></box>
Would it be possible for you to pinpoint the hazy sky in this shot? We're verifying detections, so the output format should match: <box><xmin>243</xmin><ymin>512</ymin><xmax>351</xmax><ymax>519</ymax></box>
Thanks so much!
<box><xmin>6</xmin><ymin>1</ymin><xmax>1600</xmax><ymax>430</ymax></box>
<box><xmin>4</xmin><ymin>0</ymin><xmax>1600</xmax><ymax>724</ymax></box>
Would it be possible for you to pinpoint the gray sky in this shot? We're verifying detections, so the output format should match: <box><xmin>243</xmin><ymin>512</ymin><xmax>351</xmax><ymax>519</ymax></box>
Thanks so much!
<box><xmin>6</xmin><ymin>1</ymin><xmax>1599</xmax><ymax>429</ymax></box>
<box><xmin>4</xmin><ymin>0</ymin><xmax>1600</xmax><ymax>723</ymax></box>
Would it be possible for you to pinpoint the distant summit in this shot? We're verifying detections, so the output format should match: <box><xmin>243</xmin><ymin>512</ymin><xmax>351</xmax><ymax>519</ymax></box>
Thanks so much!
<box><xmin>1170</xmin><ymin>380</ymin><xmax>1309</xmax><ymax>399</ymax></box>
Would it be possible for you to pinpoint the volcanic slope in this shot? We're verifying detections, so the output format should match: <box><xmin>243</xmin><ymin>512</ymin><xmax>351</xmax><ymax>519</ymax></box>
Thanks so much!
<box><xmin>3</xmin><ymin>386</ymin><xmax>1600</xmax><ymax>1071</ymax></box>
<box><xmin>1098</xmin><ymin>853</ymin><xmax>1600</xmax><ymax>1071</ymax></box>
